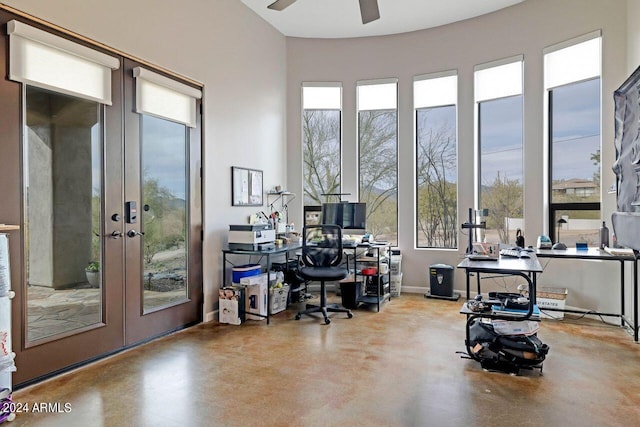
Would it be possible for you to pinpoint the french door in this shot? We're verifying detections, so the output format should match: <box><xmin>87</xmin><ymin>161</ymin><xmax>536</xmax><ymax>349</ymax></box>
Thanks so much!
<box><xmin>122</xmin><ymin>59</ymin><xmax>202</xmax><ymax>345</ymax></box>
<box><xmin>0</xmin><ymin>18</ymin><xmax>202</xmax><ymax>386</ymax></box>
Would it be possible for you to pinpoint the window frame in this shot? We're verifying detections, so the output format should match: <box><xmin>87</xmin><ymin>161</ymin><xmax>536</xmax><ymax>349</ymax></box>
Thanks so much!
<box><xmin>356</xmin><ymin>78</ymin><xmax>399</xmax><ymax>245</ymax></box>
<box><xmin>544</xmin><ymin>32</ymin><xmax>602</xmax><ymax>243</ymax></box>
<box><xmin>413</xmin><ymin>71</ymin><xmax>458</xmax><ymax>249</ymax></box>
<box><xmin>301</xmin><ymin>83</ymin><xmax>343</xmax><ymax>206</ymax></box>
<box><xmin>547</xmin><ymin>77</ymin><xmax>601</xmax><ymax>242</ymax></box>
<box><xmin>474</xmin><ymin>57</ymin><xmax>524</xmax><ymax>245</ymax></box>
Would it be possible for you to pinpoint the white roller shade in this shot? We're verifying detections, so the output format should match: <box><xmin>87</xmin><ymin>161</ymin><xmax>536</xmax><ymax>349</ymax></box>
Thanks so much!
<box><xmin>475</xmin><ymin>57</ymin><xmax>523</xmax><ymax>102</ymax></box>
<box><xmin>414</xmin><ymin>71</ymin><xmax>457</xmax><ymax>109</ymax></box>
<box><xmin>302</xmin><ymin>83</ymin><xmax>341</xmax><ymax>109</ymax></box>
<box><xmin>357</xmin><ymin>79</ymin><xmax>398</xmax><ymax>110</ymax></box>
<box><xmin>134</xmin><ymin>67</ymin><xmax>202</xmax><ymax>128</ymax></box>
<box><xmin>544</xmin><ymin>34</ymin><xmax>601</xmax><ymax>89</ymax></box>
<box><xmin>7</xmin><ymin>20</ymin><xmax>120</xmax><ymax>105</ymax></box>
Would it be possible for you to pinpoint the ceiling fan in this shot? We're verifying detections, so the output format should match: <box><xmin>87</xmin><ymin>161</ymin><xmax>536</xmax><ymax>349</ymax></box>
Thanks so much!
<box><xmin>267</xmin><ymin>0</ymin><xmax>380</xmax><ymax>24</ymax></box>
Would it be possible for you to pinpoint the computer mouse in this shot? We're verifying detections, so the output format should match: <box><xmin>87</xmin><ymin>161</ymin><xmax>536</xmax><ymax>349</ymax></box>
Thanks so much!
<box><xmin>552</xmin><ymin>242</ymin><xmax>567</xmax><ymax>250</ymax></box>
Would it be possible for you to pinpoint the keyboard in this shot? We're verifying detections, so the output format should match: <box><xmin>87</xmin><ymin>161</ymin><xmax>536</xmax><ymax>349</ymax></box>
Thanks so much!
<box><xmin>500</xmin><ymin>249</ymin><xmax>530</xmax><ymax>258</ymax></box>
<box><xmin>467</xmin><ymin>254</ymin><xmax>498</xmax><ymax>261</ymax></box>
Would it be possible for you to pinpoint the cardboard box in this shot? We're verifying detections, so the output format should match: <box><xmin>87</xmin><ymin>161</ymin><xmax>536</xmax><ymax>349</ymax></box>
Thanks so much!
<box><xmin>241</xmin><ymin>275</ymin><xmax>268</xmax><ymax>320</ymax></box>
<box><xmin>536</xmin><ymin>287</ymin><xmax>568</xmax><ymax>319</ymax></box>
<box><xmin>239</xmin><ymin>272</ymin><xmax>268</xmax><ymax>287</ymax></box>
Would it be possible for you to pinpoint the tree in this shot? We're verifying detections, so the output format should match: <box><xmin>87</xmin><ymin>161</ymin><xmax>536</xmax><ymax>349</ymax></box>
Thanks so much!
<box><xmin>482</xmin><ymin>172</ymin><xmax>523</xmax><ymax>244</ymax></box>
<box><xmin>302</xmin><ymin>110</ymin><xmax>341</xmax><ymax>205</ymax></box>
<box><xmin>358</xmin><ymin>110</ymin><xmax>398</xmax><ymax>242</ymax></box>
<box><xmin>590</xmin><ymin>148</ymin><xmax>601</xmax><ymax>187</ymax></box>
<box><xmin>416</xmin><ymin>108</ymin><xmax>457</xmax><ymax>248</ymax></box>
<box><xmin>142</xmin><ymin>175</ymin><xmax>185</xmax><ymax>266</ymax></box>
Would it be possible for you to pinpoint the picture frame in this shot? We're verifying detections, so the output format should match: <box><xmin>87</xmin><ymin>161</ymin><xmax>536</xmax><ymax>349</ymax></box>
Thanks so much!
<box><xmin>231</xmin><ymin>166</ymin><xmax>263</xmax><ymax>206</ymax></box>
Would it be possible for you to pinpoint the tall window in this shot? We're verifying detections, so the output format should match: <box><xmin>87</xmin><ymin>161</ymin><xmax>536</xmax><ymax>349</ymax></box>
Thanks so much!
<box><xmin>414</xmin><ymin>72</ymin><xmax>458</xmax><ymax>248</ymax></box>
<box><xmin>302</xmin><ymin>83</ymin><xmax>342</xmax><ymax>205</ymax></box>
<box><xmin>357</xmin><ymin>79</ymin><xmax>398</xmax><ymax>245</ymax></box>
<box><xmin>545</xmin><ymin>34</ymin><xmax>601</xmax><ymax>247</ymax></box>
<box><xmin>475</xmin><ymin>58</ymin><xmax>524</xmax><ymax>245</ymax></box>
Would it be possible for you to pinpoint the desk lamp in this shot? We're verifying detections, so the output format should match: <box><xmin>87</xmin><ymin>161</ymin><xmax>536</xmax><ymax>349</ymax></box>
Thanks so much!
<box><xmin>552</xmin><ymin>218</ymin><xmax>568</xmax><ymax>250</ymax></box>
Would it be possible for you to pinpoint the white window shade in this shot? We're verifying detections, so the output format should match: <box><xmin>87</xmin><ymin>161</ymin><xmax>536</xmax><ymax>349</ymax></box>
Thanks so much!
<box><xmin>8</xmin><ymin>20</ymin><xmax>120</xmax><ymax>105</ymax></box>
<box><xmin>475</xmin><ymin>59</ymin><xmax>523</xmax><ymax>102</ymax></box>
<box><xmin>544</xmin><ymin>36</ymin><xmax>601</xmax><ymax>89</ymax></box>
<box><xmin>302</xmin><ymin>85</ymin><xmax>341</xmax><ymax>109</ymax></box>
<box><xmin>414</xmin><ymin>73</ymin><xmax>457</xmax><ymax>109</ymax></box>
<box><xmin>134</xmin><ymin>67</ymin><xmax>202</xmax><ymax>128</ymax></box>
<box><xmin>357</xmin><ymin>80</ymin><xmax>397</xmax><ymax>110</ymax></box>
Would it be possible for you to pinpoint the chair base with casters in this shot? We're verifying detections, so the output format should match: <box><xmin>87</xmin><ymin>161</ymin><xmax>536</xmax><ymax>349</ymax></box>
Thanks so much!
<box><xmin>295</xmin><ymin>269</ymin><xmax>353</xmax><ymax>324</ymax></box>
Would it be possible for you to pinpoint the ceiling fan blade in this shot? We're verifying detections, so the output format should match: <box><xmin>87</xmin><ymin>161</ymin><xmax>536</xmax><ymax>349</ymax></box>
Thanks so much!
<box><xmin>359</xmin><ymin>0</ymin><xmax>380</xmax><ymax>24</ymax></box>
<box><xmin>267</xmin><ymin>0</ymin><xmax>297</xmax><ymax>11</ymax></box>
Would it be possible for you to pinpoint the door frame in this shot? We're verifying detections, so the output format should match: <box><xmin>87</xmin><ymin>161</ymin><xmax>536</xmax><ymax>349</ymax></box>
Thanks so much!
<box><xmin>0</xmin><ymin>13</ymin><xmax>203</xmax><ymax>387</ymax></box>
<box><xmin>0</xmin><ymin>13</ymin><xmax>127</xmax><ymax>386</ymax></box>
<box><xmin>122</xmin><ymin>58</ymin><xmax>203</xmax><ymax>346</ymax></box>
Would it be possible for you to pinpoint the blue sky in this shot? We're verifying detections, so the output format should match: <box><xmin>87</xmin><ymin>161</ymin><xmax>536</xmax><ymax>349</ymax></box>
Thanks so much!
<box><xmin>480</xmin><ymin>95</ymin><xmax>523</xmax><ymax>185</ymax></box>
<box><xmin>480</xmin><ymin>77</ymin><xmax>600</xmax><ymax>184</ymax></box>
<box><xmin>142</xmin><ymin>115</ymin><xmax>188</xmax><ymax>200</ymax></box>
<box><xmin>551</xmin><ymin>78</ymin><xmax>600</xmax><ymax>181</ymax></box>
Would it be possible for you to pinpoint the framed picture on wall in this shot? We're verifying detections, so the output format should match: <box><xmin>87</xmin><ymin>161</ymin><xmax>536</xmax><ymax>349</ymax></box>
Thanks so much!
<box><xmin>231</xmin><ymin>166</ymin><xmax>263</xmax><ymax>206</ymax></box>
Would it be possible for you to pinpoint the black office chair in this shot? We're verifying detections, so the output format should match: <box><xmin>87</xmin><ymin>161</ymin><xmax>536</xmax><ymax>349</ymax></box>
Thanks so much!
<box><xmin>295</xmin><ymin>224</ymin><xmax>353</xmax><ymax>324</ymax></box>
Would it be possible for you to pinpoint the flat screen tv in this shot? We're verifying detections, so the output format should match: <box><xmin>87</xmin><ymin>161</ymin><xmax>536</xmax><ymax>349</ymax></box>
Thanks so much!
<box><xmin>321</xmin><ymin>202</ymin><xmax>367</xmax><ymax>231</ymax></box>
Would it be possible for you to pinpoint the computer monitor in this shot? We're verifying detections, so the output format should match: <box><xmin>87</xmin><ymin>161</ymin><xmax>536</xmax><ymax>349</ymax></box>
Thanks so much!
<box><xmin>321</xmin><ymin>202</ymin><xmax>367</xmax><ymax>232</ymax></box>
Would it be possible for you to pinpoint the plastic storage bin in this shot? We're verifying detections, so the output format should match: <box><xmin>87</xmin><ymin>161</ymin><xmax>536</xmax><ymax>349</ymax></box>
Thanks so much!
<box><xmin>390</xmin><ymin>254</ymin><xmax>402</xmax><ymax>275</ymax></box>
<box><xmin>232</xmin><ymin>264</ymin><xmax>261</xmax><ymax>283</ymax></box>
<box><xmin>390</xmin><ymin>273</ymin><xmax>402</xmax><ymax>297</ymax></box>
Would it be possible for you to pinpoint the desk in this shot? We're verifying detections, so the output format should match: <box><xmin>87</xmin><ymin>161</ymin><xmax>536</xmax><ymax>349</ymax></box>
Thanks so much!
<box><xmin>534</xmin><ymin>248</ymin><xmax>639</xmax><ymax>342</ymax></box>
<box><xmin>457</xmin><ymin>255</ymin><xmax>543</xmax><ymax>365</ymax></box>
<box><xmin>222</xmin><ymin>243</ymin><xmax>301</xmax><ymax>324</ymax></box>
<box><xmin>458</xmin><ymin>255</ymin><xmax>543</xmax><ymax>309</ymax></box>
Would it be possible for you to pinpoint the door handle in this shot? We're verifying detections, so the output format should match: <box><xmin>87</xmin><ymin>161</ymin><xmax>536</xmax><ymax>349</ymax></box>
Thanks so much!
<box><xmin>110</xmin><ymin>230</ymin><xmax>123</xmax><ymax>239</ymax></box>
<box><xmin>127</xmin><ymin>230</ymin><xmax>145</xmax><ymax>238</ymax></box>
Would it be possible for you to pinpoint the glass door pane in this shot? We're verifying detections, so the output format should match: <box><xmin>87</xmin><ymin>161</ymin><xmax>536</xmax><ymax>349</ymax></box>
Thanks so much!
<box><xmin>24</xmin><ymin>86</ymin><xmax>103</xmax><ymax>343</ymax></box>
<box><xmin>141</xmin><ymin>115</ymin><xmax>189</xmax><ymax>313</ymax></box>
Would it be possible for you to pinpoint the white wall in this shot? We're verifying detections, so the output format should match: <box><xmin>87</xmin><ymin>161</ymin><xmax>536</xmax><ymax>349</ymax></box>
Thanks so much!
<box><xmin>2</xmin><ymin>0</ymin><xmax>288</xmax><ymax>318</ymax></box>
<box><xmin>286</xmin><ymin>0</ymin><xmax>630</xmax><ymax>313</ymax></box>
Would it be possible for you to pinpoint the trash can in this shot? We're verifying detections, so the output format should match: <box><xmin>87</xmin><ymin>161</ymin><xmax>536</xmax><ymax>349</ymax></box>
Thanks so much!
<box><xmin>340</xmin><ymin>281</ymin><xmax>361</xmax><ymax>309</ymax></box>
<box><xmin>427</xmin><ymin>264</ymin><xmax>458</xmax><ymax>300</ymax></box>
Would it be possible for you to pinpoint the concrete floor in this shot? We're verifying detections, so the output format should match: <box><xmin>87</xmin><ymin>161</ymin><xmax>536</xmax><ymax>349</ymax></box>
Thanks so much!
<box><xmin>10</xmin><ymin>293</ymin><xmax>640</xmax><ymax>426</ymax></box>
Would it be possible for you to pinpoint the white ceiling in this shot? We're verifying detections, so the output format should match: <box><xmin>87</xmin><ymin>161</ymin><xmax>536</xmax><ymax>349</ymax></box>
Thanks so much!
<box><xmin>241</xmin><ymin>0</ymin><xmax>525</xmax><ymax>39</ymax></box>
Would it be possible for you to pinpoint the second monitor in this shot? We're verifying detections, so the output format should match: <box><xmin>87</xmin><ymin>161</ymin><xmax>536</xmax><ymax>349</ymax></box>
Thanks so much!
<box><xmin>321</xmin><ymin>202</ymin><xmax>367</xmax><ymax>232</ymax></box>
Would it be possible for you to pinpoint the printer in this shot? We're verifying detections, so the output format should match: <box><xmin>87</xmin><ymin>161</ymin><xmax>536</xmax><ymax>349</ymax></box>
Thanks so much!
<box><xmin>228</xmin><ymin>224</ymin><xmax>276</xmax><ymax>251</ymax></box>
